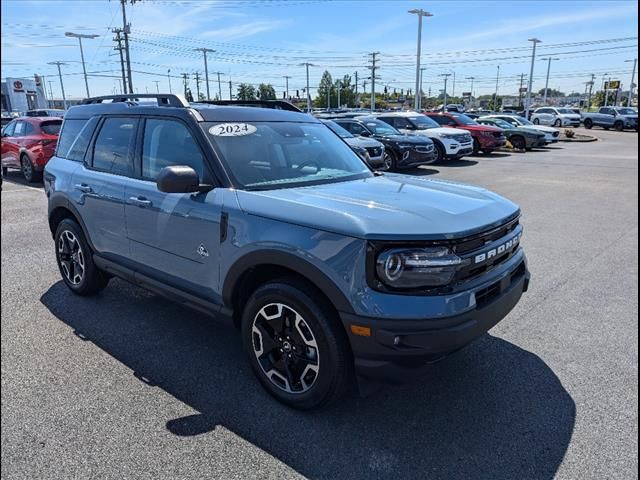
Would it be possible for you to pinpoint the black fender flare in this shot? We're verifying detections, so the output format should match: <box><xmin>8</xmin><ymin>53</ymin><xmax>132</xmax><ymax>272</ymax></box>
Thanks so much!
<box><xmin>222</xmin><ymin>249</ymin><xmax>355</xmax><ymax>314</ymax></box>
<box><xmin>48</xmin><ymin>194</ymin><xmax>97</xmax><ymax>252</ymax></box>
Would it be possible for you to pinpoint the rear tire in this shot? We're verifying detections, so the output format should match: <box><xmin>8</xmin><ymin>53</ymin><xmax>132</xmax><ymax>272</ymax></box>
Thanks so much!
<box><xmin>554</xmin><ymin>119</ymin><xmax>561</xmax><ymax>127</ymax></box>
<box><xmin>54</xmin><ymin>219</ymin><xmax>109</xmax><ymax>296</ymax></box>
<box><xmin>472</xmin><ymin>139</ymin><xmax>481</xmax><ymax>155</ymax></box>
<box><xmin>20</xmin><ymin>154</ymin><xmax>41</xmax><ymax>183</ymax></box>
<box><xmin>584</xmin><ymin>119</ymin><xmax>593</xmax><ymax>129</ymax></box>
<box><xmin>241</xmin><ymin>279</ymin><xmax>353</xmax><ymax>410</ymax></box>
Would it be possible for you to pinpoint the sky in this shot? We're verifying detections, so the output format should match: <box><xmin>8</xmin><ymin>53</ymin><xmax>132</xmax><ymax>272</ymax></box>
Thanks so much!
<box><xmin>1</xmin><ymin>0</ymin><xmax>638</xmax><ymax>101</ymax></box>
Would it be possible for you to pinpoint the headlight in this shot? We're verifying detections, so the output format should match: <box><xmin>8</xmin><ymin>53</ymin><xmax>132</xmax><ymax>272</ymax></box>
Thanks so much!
<box><xmin>375</xmin><ymin>247</ymin><xmax>468</xmax><ymax>289</ymax></box>
<box><xmin>440</xmin><ymin>134</ymin><xmax>458</xmax><ymax>139</ymax></box>
<box><xmin>480</xmin><ymin>131</ymin><xmax>494</xmax><ymax>136</ymax></box>
<box><xmin>397</xmin><ymin>143</ymin><xmax>413</xmax><ymax>148</ymax></box>
<box><xmin>352</xmin><ymin>146</ymin><xmax>369</xmax><ymax>161</ymax></box>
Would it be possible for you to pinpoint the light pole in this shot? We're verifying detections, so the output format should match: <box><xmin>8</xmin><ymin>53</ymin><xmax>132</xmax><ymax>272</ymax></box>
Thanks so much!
<box><xmin>625</xmin><ymin>59</ymin><xmax>637</xmax><ymax>107</ymax></box>
<box><xmin>283</xmin><ymin>75</ymin><xmax>291</xmax><ymax>100</ymax></box>
<box><xmin>525</xmin><ymin>38</ymin><xmax>541</xmax><ymax>118</ymax></box>
<box><xmin>540</xmin><ymin>57</ymin><xmax>559</xmax><ymax>105</ymax></box>
<box><xmin>494</xmin><ymin>65</ymin><xmax>500</xmax><ymax>111</ymax></box>
<box><xmin>194</xmin><ymin>48</ymin><xmax>215</xmax><ymax>100</ymax></box>
<box><xmin>409</xmin><ymin>8</ymin><xmax>433</xmax><ymax>110</ymax></box>
<box><xmin>466</xmin><ymin>76</ymin><xmax>475</xmax><ymax>108</ymax></box>
<box><xmin>65</xmin><ymin>32</ymin><xmax>98</xmax><ymax>98</ymax></box>
<box><xmin>439</xmin><ymin>73</ymin><xmax>451</xmax><ymax>111</ymax></box>
<box><xmin>47</xmin><ymin>62</ymin><xmax>68</xmax><ymax>110</ymax></box>
<box><xmin>167</xmin><ymin>69</ymin><xmax>172</xmax><ymax>93</ymax></box>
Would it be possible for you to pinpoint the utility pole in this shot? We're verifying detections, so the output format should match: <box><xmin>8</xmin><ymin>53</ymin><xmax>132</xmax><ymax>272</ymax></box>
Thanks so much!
<box><xmin>439</xmin><ymin>73</ymin><xmax>451</xmax><ymax>110</ymax></box>
<box><xmin>167</xmin><ymin>69</ymin><xmax>172</xmax><ymax>93</ymax></box>
<box><xmin>229</xmin><ymin>80</ymin><xmax>232</xmax><ymax>100</ymax></box>
<box><xmin>451</xmin><ymin>70</ymin><xmax>456</xmax><ymax>98</ymax></box>
<box><xmin>419</xmin><ymin>67</ymin><xmax>426</xmax><ymax>109</ymax></box>
<box><xmin>113</xmin><ymin>28</ymin><xmax>127</xmax><ymax>97</ymax></box>
<box><xmin>153</xmin><ymin>80</ymin><xmax>160</xmax><ymax>93</ymax></box>
<box><xmin>495</xmin><ymin>66</ymin><xmax>501</xmax><ymax>111</ymax></box>
<box><xmin>409</xmin><ymin>8</ymin><xmax>433</xmax><ymax>110</ymax></box>
<box><xmin>540</xmin><ymin>57</ymin><xmax>559</xmax><ymax>105</ymax></box>
<box><xmin>47</xmin><ymin>62</ymin><xmax>67</xmax><ymax>110</ymax></box>
<box><xmin>194</xmin><ymin>48</ymin><xmax>215</xmax><ymax>100</ymax></box>
<box><xmin>194</xmin><ymin>71</ymin><xmax>201</xmax><ymax>99</ymax></box>
<box><xmin>211</xmin><ymin>72</ymin><xmax>224</xmax><ymax>100</ymax></box>
<box><xmin>604</xmin><ymin>75</ymin><xmax>611</xmax><ymax>107</ymax></box>
<box><xmin>626</xmin><ymin>58</ymin><xmax>637</xmax><ymax>107</ymax></box>
<box><xmin>299</xmin><ymin>62</ymin><xmax>314</xmax><ymax>112</ymax></box>
<box><xmin>518</xmin><ymin>73</ymin><xmax>525</xmax><ymax>107</ymax></box>
<box><xmin>283</xmin><ymin>75</ymin><xmax>291</xmax><ymax>100</ymax></box>
<box><xmin>119</xmin><ymin>0</ymin><xmax>136</xmax><ymax>94</ymax></box>
<box><xmin>368</xmin><ymin>51</ymin><xmax>380</xmax><ymax>111</ymax></box>
<box><xmin>525</xmin><ymin>38</ymin><xmax>541</xmax><ymax>118</ymax></box>
<box><xmin>65</xmin><ymin>32</ymin><xmax>98</xmax><ymax>98</ymax></box>
<box><xmin>181</xmin><ymin>73</ymin><xmax>189</xmax><ymax>97</ymax></box>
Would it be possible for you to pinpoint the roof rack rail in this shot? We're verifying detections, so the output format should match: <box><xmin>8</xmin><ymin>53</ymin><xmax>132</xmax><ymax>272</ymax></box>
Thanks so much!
<box><xmin>81</xmin><ymin>94</ymin><xmax>189</xmax><ymax>107</ymax></box>
<box><xmin>195</xmin><ymin>100</ymin><xmax>302</xmax><ymax>112</ymax></box>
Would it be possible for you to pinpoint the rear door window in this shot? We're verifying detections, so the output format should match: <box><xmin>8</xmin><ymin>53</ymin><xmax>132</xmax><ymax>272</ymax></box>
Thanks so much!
<box><xmin>13</xmin><ymin>121</ymin><xmax>26</xmax><ymax>136</ymax></box>
<box><xmin>57</xmin><ymin>118</ymin><xmax>94</xmax><ymax>160</ymax></box>
<box><xmin>91</xmin><ymin>117</ymin><xmax>137</xmax><ymax>176</ymax></box>
<box><xmin>40</xmin><ymin>120</ymin><xmax>62</xmax><ymax>135</ymax></box>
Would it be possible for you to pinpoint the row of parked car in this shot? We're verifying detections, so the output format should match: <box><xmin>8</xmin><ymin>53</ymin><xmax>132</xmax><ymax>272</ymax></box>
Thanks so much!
<box><xmin>314</xmin><ymin>110</ymin><xmax>561</xmax><ymax>171</ymax></box>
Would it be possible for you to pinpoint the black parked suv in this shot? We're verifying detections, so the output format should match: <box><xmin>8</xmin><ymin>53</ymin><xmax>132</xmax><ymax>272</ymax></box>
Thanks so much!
<box><xmin>330</xmin><ymin>116</ymin><xmax>436</xmax><ymax>171</ymax></box>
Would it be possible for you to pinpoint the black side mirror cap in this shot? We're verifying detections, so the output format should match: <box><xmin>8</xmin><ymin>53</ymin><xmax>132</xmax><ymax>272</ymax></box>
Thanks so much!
<box><xmin>156</xmin><ymin>165</ymin><xmax>211</xmax><ymax>193</ymax></box>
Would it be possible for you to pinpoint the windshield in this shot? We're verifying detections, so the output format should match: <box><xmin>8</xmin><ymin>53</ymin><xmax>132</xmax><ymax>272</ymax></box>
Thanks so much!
<box><xmin>322</xmin><ymin>120</ymin><xmax>354</xmax><ymax>138</ymax></box>
<box><xmin>451</xmin><ymin>114</ymin><xmax>477</xmax><ymax>125</ymax></box>
<box><xmin>485</xmin><ymin>118</ymin><xmax>512</xmax><ymax>129</ymax></box>
<box><xmin>615</xmin><ymin>108</ymin><xmax>637</xmax><ymax>115</ymax></box>
<box><xmin>360</xmin><ymin>118</ymin><xmax>401</xmax><ymax>135</ymax></box>
<box><xmin>512</xmin><ymin>116</ymin><xmax>533</xmax><ymax>125</ymax></box>
<box><xmin>407</xmin><ymin>115</ymin><xmax>440</xmax><ymax>129</ymax></box>
<box><xmin>556</xmin><ymin>108</ymin><xmax>574</xmax><ymax>114</ymax></box>
<box><xmin>204</xmin><ymin>121</ymin><xmax>372</xmax><ymax>190</ymax></box>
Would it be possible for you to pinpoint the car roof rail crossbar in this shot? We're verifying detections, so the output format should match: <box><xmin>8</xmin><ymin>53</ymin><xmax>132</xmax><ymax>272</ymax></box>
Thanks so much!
<box><xmin>81</xmin><ymin>94</ymin><xmax>190</xmax><ymax>107</ymax></box>
<box><xmin>195</xmin><ymin>100</ymin><xmax>302</xmax><ymax>112</ymax></box>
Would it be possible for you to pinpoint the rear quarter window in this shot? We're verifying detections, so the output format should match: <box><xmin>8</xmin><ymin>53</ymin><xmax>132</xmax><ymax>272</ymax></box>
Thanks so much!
<box><xmin>40</xmin><ymin>121</ymin><xmax>62</xmax><ymax>136</ymax></box>
<box><xmin>56</xmin><ymin>118</ymin><xmax>98</xmax><ymax>161</ymax></box>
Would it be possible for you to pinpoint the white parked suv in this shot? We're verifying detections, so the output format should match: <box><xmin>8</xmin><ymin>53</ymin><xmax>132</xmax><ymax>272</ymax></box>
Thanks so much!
<box><xmin>531</xmin><ymin>107</ymin><xmax>581</xmax><ymax>127</ymax></box>
<box><xmin>374</xmin><ymin>111</ymin><xmax>474</xmax><ymax>162</ymax></box>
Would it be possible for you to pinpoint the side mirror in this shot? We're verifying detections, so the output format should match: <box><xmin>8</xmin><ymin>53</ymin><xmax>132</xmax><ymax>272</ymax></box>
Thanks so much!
<box><xmin>156</xmin><ymin>165</ymin><xmax>210</xmax><ymax>193</ymax></box>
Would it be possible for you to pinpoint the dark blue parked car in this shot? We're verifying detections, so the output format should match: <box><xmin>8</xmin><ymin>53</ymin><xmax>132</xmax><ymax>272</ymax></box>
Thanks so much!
<box><xmin>44</xmin><ymin>95</ymin><xmax>530</xmax><ymax>410</ymax></box>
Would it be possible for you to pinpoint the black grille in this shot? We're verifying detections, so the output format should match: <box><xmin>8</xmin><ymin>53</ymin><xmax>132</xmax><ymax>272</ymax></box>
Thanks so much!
<box><xmin>414</xmin><ymin>145</ymin><xmax>434</xmax><ymax>153</ymax></box>
<box><xmin>452</xmin><ymin>217</ymin><xmax>520</xmax><ymax>254</ymax></box>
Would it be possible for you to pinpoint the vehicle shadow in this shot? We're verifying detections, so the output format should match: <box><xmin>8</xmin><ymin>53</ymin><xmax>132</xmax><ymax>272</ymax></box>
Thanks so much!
<box><xmin>1</xmin><ymin>170</ymin><xmax>43</xmax><ymax>188</ymax></box>
<box><xmin>407</xmin><ymin>166</ymin><xmax>439</xmax><ymax>176</ymax></box>
<box><xmin>440</xmin><ymin>158</ymin><xmax>479</xmax><ymax>167</ymax></box>
<box><xmin>41</xmin><ymin>280</ymin><xmax>575</xmax><ymax>480</ymax></box>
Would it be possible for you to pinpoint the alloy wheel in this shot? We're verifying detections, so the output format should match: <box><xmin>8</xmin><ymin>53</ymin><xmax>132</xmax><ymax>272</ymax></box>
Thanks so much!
<box><xmin>251</xmin><ymin>303</ymin><xmax>320</xmax><ymax>394</ymax></box>
<box><xmin>21</xmin><ymin>156</ymin><xmax>33</xmax><ymax>182</ymax></box>
<box><xmin>382</xmin><ymin>152</ymin><xmax>393</xmax><ymax>171</ymax></box>
<box><xmin>58</xmin><ymin>230</ymin><xmax>85</xmax><ymax>285</ymax></box>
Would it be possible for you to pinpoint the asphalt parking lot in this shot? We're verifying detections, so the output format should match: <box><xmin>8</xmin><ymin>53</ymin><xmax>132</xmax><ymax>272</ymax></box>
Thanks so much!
<box><xmin>1</xmin><ymin>127</ymin><xmax>637</xmax><ymax>480</ymax></box>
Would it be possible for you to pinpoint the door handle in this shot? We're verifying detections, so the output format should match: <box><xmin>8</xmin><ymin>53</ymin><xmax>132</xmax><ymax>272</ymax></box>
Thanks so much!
<box><xmin>74</xmin><ymin>183</ymin><xmax>93</xmax><ymax>193</ymax></box>
<box><xmin>129</xmin><ymin>196</ymin><xmax>152</xmax><ymax>207</ymax></box>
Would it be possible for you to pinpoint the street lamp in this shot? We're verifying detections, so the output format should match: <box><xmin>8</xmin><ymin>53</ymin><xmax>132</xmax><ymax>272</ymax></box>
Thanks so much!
<box><xmin>524</xmin><ymin>38</ymin><xmax>541</xmax><ymax>118</ymax></box>
<box><xmin>299</xmin><ymin>63</ymin><xmax>315</xmax><ymax>112</ymax></box>
<box><xmin>409</xmin><ymin>8</ymin><xmax>434</xmax><ymax>110</ymax></box>
<box><xmin>65</xmin><ymin>32</ymin><xmax>99</xmax><ymax>98</ymax></box>
<box><xmin>539</xmin><ymin>57</ymin><xmax>559</xmax><ymax>105</ymax></box>
<box><xmin>625</xmin><ymin>59</ymin><xmax>637</xmax><ymax>107</ymax></box>
<box><xmin>439</xmin><ymin>73</ymin><xmax>451</xmax><ymax>110</ymax></box>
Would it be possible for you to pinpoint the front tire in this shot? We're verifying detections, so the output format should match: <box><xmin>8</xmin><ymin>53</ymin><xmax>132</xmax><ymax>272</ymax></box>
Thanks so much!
<box><xmin>241</xmin><ymin>279</ymin><xmax>353</xmax><ymax>410</ymax></box>
<box><xmin>584</xmin><ymin>119</ymin><xmax>593</xmax><ymax>129</ymax></box>
<box><xmin>554</xmin><ymin>119</ymin><xmax>561</xmax><ymax>127</ymax></box>
<box><xmin>381</xmin><ymin>150</ymin><xmax>397</xmax><ymax>171</ymax></box>
<box><xmin>533</xmin><ymin>118</ymin><xmax>540</xmax><ymax>125</ymax></box>
<box><xmin>510</xmin><ymin>135</ymin><xmax>526</xmax><ymax>150</ymax></box>
<box><xmin>2</xmin><ymin>166</ymin><xmax>7</xmax><ymax>175</ymax></box>
<box><xmin>614</xmin><ymin>121</ymin><xmax>624</xmax><ymax>132</ymax></box>
<box><xmin>433</xmin><ymin>142</ymin><xmax>446</xmax><ymax>163</ymax></box>
<box><xmin>472</xmin><ymin>139</ymin><xmax>481</xmax><ymax>155</ymax></box>
<box><xmin>55</xmin><ymin>219</ymin><xmax>109</xmax><ymax>296</ymax></box>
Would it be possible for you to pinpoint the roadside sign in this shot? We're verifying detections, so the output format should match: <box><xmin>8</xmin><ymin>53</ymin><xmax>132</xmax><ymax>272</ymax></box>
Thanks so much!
<box><xmin>607</xmin><ymin>80</ymin><xmax>621</xmax><ymax>89</ymax></box>
<box><xmin>462</xmin><ymin>92</ymin><xmax>471</xmax><ymax>98</ymax></box>
<box><xmin>519</xmin><ymin>87</ymin><xmax>527</xmax><ymax>93</ymax></box>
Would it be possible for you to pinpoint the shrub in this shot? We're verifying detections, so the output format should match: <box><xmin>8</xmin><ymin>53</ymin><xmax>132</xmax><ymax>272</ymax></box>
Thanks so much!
<box><xmin>564</xmin><ymin>128</ymin><xmax>575</xmax><ymax>138</ymax></box>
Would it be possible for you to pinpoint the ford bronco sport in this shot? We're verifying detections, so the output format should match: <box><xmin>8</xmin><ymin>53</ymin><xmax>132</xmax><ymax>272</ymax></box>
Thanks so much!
<box><xmin>45</xmin><ymin>94</ymin><xmax>530</xmax><ymax>410</ymax></box>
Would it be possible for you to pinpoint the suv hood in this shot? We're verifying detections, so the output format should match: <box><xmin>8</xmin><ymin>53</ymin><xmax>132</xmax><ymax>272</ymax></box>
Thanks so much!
<box><xmin>235</xmin><ymin>174</ymin><xmax>519</xmax><ymax>240</ymax></box>
<box><xmin>414</xmin><ymin>127</ymin><xmax>462</xmax><ymax>137</ymax></box>
<box><xmin>526</xmin><ymin>124</ymin><xmax>558</xmax><ymax>134</ymax></box>
<box><xmin>373</xmin><ymin>133</ymin><xmax>433</xmax><ymax>145</ymax></box>
<box><xmin>343</xmin><ymin>136</ymin><xmax>383</xmax><ymax>148</ymax></box>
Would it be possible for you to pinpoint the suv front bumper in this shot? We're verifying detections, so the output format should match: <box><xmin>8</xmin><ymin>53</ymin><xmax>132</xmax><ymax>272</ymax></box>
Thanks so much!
<box><xmin>340</xmin><ymin>263</ymin><xmax>530</xmax><ymax>382</ymax></box>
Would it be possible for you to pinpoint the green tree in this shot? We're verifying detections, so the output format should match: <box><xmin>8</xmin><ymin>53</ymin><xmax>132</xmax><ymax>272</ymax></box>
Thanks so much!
<box><xmin>335</xmin><ymin>74</ymin><xmax>356</xmax><ymax>107</ymax></box>
<box><xmin>237</xmin><ymin>83</ymin><xmax>256</xmax><ymax>101</ymax></box>
<box><xmin>198</xmin><ymin>92</ymin><xmax>206</xmax><ymax>101</ymax></box>
<box><xmin>537</xmin><ymin>88</ymin><xmax>565</xmax><ymax>97</ymax></box>
<box><xmin>257</xmin><ymin>83</ymin><xmax>276</xmax><ymax>100</ymax></box>
<box><xmin>592</xmin><ymin>90</ymin><xmax>617</xmax><ymax>107</ymax></box>
<box><xmin>315</xmin><ymin>70</ymin><xmax>334</xmax><ymax>108</ymax></box>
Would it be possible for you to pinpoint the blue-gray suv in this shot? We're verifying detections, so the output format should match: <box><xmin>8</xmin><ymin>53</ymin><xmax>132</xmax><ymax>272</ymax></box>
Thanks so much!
<box><xmin>45</xmin><ymin>94</ymin><xmax>530</xmax><ymax>410</ymax></box>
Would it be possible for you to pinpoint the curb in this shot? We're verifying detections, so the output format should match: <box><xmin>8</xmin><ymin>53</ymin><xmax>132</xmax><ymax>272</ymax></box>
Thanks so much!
<box><xmin>558</xmin><ymin>136</ymin><xmax>598</xmax><ymax>143</ymax></box>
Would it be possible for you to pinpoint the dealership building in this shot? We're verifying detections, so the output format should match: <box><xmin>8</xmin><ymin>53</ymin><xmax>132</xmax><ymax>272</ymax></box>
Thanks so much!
<box><xmin>1</xmin><ymin>75</ymin><xmax>48</xmax><ymax>113</ymax></box>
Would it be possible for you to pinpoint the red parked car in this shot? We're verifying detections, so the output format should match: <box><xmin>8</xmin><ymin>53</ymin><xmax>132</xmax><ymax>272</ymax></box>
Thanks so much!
<box><xmin>1</xmin><ymin>116</ymin><xmax>62</xmax><ymax>182</ymax></box>
<box><xmin>424</xmin><ymin>112</ymin><xmax>506</xmax><ymax>155</ymax></box>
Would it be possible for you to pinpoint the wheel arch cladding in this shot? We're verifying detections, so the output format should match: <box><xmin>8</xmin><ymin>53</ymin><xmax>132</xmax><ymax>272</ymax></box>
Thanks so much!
<box><xmin>48</xmin><ymin>198</ymin><xmax>96</xmax><ymax>252</ymax></box>
<box><xmin>223</xmin><ymin>250</ymin><xmax>356</xmax><ymax>325</ymax></box>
